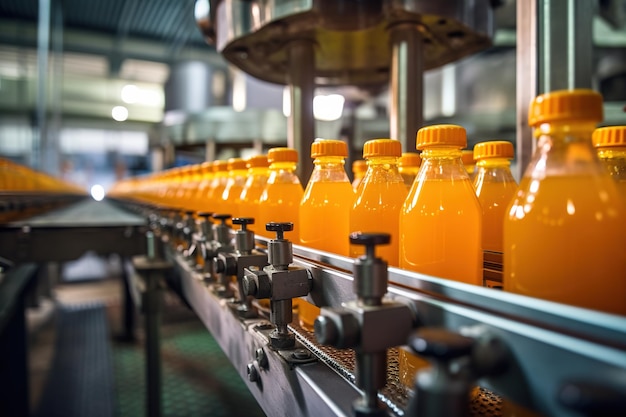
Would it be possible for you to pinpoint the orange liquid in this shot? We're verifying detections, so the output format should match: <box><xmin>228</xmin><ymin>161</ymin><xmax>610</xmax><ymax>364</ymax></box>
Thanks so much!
<box><xmin>221</xmin><ymin>171</ymin><xmax>247</xmax><ymax>220</ymax></box>
<box><xmin>300</xmin><ymin>181</ymin><xmax>354</xmax><ymax>256</ymax></box>
<box><xmin>504</xmin><ymin>175</ymin><xmax>626</xmax><ymax>315</ymax></box>
<box><xmin>474</xmin><ymin>163</ymin><xmax>518</xmax><ymax>252</ymax></box>
<box><xmin>598</xmin><ymin>149</ymin><xmax>626</xmax><ymax>201</ymax></box>
<box><xmin>400</xmin><ymin>178</ymin><xmax>482</xmax><ymax>285</ymax></box>
<box><xmin>204</xmin><ymin>173</ymin><xmax>228</xmax><ymax>214</ymax></box>
<box><xmin>296</xmin><ymin>299</ymin><xmax>320</xmax><ymax>331</ymax></box>
<box><xmin>258</xmin><ymin>182</ymin><xmax>303</xmax><ymax>241</ymax></box>
<box><xmin>350</xmin><ymin>166</ymin><xmax>407</xmax><ymax>266</ymax></box>
<box><xmin>239</xmin><ymin>168</ymin><xmax>269</xmax><ymax>227</ymax></box>
<box><xmin>397</xmin><ymin>346</ymin><xmax>429</xmax><ymax>388</ymax></box>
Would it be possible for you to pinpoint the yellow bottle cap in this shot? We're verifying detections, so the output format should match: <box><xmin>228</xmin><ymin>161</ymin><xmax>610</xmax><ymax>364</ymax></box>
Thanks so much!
<box><xmin>592</xmin><ymin>126</ymin><xmax>626</xmax><ymax>148</ymax></box>
<box><xmin>398</xmin><ymin>152</ymin><xmax>421</xmax><ymax>168</ymax></box>
<box><xmin>461</xmin><ymin>150</ymin><xmax>475</xmax><ymax>165</ymax></box>
<box><xmin>352</xmin><ymin>159</ymin><xmax>367</xmax><ymax>174</ymax></box>
<box><xmin>227</xmin><ymin>158</ymin><xmax>247</xmax><ymax>170</ymax></box>
<box><xmin>473</xmin><ymin>141</ymin><xmax>514</xmax><ymax>160</ymax></box>
<box><xmin>268</xmin><ymin>147</ymin><xmax>298</xmax><ymax>163</ymax></box>
<box><xmin>416</xmin><ymin>124</ymin><xmax>466</xmax><ymax>150</ymax></box>
<box><xmin>528</xmin><ymin>89</ymin><xmax>603</xmax><ymax>127</ymax></box>
<box><xmin>213</xmin><ymin>160</ymin><xmax>229</xmax><ymax>172</ymax></box>
<box><xmin>311</xmin><ymin>139</ymin><xmax>348</xmax><ymax>158</ymax></box>
<box><xmin>246</xmin><ymin>155</ymin><xmax>270</xmax><ymax>168</ymax></box>
<box><xmin>363</xmin><ymin>139</ymin><xmax>401</xmax><ymax>158</ymax></box>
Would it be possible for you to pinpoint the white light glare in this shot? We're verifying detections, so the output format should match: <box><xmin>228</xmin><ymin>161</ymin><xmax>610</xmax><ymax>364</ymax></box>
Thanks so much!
<box><xmin>90</xmin><ymin>184</ymin><xmax>105</xmax><ymax>201</ymax></box>
<box><xmin>121</xmin><ymin>84</ymin><xmax>139</xmax><ymax>103</ymax></box>
<box><xmin>112</xmin><ymin>106</ymin><xmax>128</xmax><ymax>122</ymax></box>
<box><xmin>313</xmin><ymin>94</ymin><xmax>345</xmax><ymax>121</ymax></box>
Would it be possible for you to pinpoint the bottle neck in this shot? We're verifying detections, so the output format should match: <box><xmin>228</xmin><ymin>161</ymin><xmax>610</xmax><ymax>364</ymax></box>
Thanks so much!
<box><xmin>420</xmin><ymin>147</ymin><xmax>462</xmax><ymax>159</ymax></box>
<box><xmin>269</xmin><ymin>162</ymin><xmax>297</xmax><ymax>172</ymax></box>
<box><xmin>366</xmin><ymin>156</ymin><xmax>399</xmax><ymax>166</ymax></box>
<box><xmin>314</xmin><ymin>156</ymin><xmax>346</xmax><ymax>167</ymax></box>
<box><xmin>534</xmin><ymin>121</ymin><xmax>597</xmax><ymax>141</ymax></box>
<box><xmin>476</xmin><ymin>158</ymin><xmax>512</xmax><ymax>169</ymax></box>
<box><xmin>597</xmin><ymin>147</ymin><xmax>626</xmax><ymax>159</ymax></box>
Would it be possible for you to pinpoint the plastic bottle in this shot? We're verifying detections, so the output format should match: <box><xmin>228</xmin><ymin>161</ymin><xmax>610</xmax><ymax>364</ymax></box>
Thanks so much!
<box><xmin>350</xmin><ymin>139</ymin><xmax>407</xmax><ymax>266</ymax></box>
<box><xmin>473</xmin><ymin>141</ymin><xmax>518</xmax><ymax>253</ymax></box>
<box><xmin>398</xmin><ymin>152</ymin><xmax>421</xmax><ymax>190</ymax></box>
<box><xmin>351</xmin><ymin>159</ymin><xmax>367</xmax><ymax>191</ymax></box>
<box><xmin>300</xmin><ymin>139</ymin><xmax>354</xmax><ymax>256</ymax></box>
<box><xmin>192</xmin><ymin>161</ymin><xmax>214</xmax><ymax>213</ymax></box>
<box><xmin>239</xmin><ymin>155</ymin><xmax>270</xmax><ymax>229</ymax></box>
<box><xmin>220</xmin><ymin>158</ymin><xmax>248</xmax><ymax>220</ymax></box>
<box><xmin>504</xmin><ymin>89</ymin><xmax>626</xmax><ymax>315</ymax></box>
<box><xmin>204</xmin><ymin>160</ymin><xmax>229</xmax><ymax>214</ymax></box>
<box><xmin>399</xmin><ymin>124</ymin><xmax>482</xmax><ymax>285</ymax></box>
<box><xmin>462</xmin><ymin>150</ymin><xmax>476</xmax><ymax>179</ymax></box>
<box><xmin>257</xmin><ymin>148</ymin><xmax>303</xmax><ymax>240</ymax></box>
<box><xmin>592</xmin><ymin>125</ymin><xmax>626</xmax><ymax>199</ymax></box>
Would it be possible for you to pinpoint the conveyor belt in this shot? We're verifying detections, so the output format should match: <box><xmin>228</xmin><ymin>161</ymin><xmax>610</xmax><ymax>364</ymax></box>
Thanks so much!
<box><xmin>34</xmin><ymin>303</ymin><xmax>115</xmax><ymax>417</ymax></box>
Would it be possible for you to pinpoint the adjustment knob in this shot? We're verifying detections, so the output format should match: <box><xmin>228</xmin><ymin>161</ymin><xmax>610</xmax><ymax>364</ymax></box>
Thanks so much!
<box><xmin>212</xmin><ymin>213</ymin><xmax>231</xmax><ymax>224</ymax></box>
<box><xmin>197</xmin><ymin>212</ymin><xmax>214</xmax><ymax>221</ymax></box>
<box><xmin>266</xmin><ymin>222</ymin><xmax>293</xmax><ymax>240</ymax></box>
<box><xmin>184</xmin><ymin>209</ymin><xmax>195</xmax><ymax>216</ymax></box>
<box><xmin>408</xmin><ymin>328</ymin><xmax>474</xmax><ymax>361</ymax></box>
<box><xmin>233</xmin><ymin>217</ymin><xmax>255</xmax><ymax>231</ymax></box>
<box><xmin>349</xmin><ymin>232</ymin><xmax>390</xmax><ymax>259</ymax></box>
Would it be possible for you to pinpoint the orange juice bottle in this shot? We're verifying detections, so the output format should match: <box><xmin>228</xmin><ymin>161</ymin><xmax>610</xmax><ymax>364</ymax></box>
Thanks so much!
<box><xmin>300</xmin><ymin>139</ymin><xmax>354</xmax><ymax>256</ymax></box>
<box><xmin>462</xmin><ymin>149</ymin><xmax>476</xmax><ymax>179</ymax></box>
<box><xmin>592</xmin><ymin>125</ymin><xmax>626</xmax><ymax>199</ymax></box>
<box><xmin>192</xmin><ymin>161</ymin><xmax>214</xmax><ymax>212</ymax></box>
<box><xmin>220</xmin><ymin>158</ymin><xmax>247</xmax><ymax>220</ymax></box>
<box><xmin>473</xmin><ymin>141</ymin><xmax>517</xmax><ymax>253</ymax></box>
<box><xmin>239</xmin><ymin>155</ymin><xmax>270</xmax><ymax>229</ymax></box>
<box><xmin>183</xmin><ymin>164</ymin><xmax>203</xmax><ymax>207</ymax></box>
<box><xmin>351</xmin><ymin>159</ymin><xmax>367</xmax><ymax>191</ymax></box>
<box><xmin>204</xmin><ymin>160</ymin><xmax>229</xmax><ymax>214</ymax></box>
<box><xmin>504</xmin><ymin>89</ymin><xmax>626</xmax><ymax>315</ymax></box>
<box><xmin>399</xmin><ymin>124</ymin><xmax>482</xmax><ymax>285</ymax></box>
<box><xmin>350</xmin><ymin>139</ymin><xmax>407</xmax><ymax>266</ymax></box>
<box><xmin>257</xmin><ymin>148</ymin><xmax>303</xmax><ymax>240</ymax></box>
<box><xmin>398</xmin><ymin>152</ymin><xmax>421</xmax><ymax>190</ymax></box>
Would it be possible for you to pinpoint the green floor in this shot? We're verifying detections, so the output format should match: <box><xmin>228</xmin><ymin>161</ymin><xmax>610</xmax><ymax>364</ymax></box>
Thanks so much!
<box><xmin>113</xmin><ymin>321</ymin><xmax>266</xmax><ymax>417</ymax></box>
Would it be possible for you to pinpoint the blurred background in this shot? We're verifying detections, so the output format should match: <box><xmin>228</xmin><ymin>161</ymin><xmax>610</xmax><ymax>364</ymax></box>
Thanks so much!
<box><xmin>0</xmin><ymin>0</ymin><xmax>625</xmax><ymax>192</ymax></box>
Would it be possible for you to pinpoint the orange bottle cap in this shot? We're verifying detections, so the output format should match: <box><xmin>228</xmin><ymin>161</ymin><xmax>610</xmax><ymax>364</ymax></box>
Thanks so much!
<box><xmin>363</xmin><ymin>139</ymin><xmax>402</xmax><ymax>158</ymax></box>
<box><xmin>201</xmin><ymin>161</ymin><xmax>213</xmax><ymax>173</ymax></box>
<box><xmin>528</xmin><ymin>89</ymin><xmax>603</xmax><ymax>127</ymax></box>
<box><xmin>473</xmin><ymin>141</ymin><xmax>514</xmax><ymax>160</ymax></box>
<box><xmin>461</xmin><ymin>150</ymin><xmax>475</xmax><ymax>165</ymax></box>
<box><xmin>227</xmin><ymin>158</ymin><xmax>247</xmax><ymax>170</ymax></box>
<box><xmin>268</xmin><ymin>147</ymin><xmax>298</xmax><ymax>163</ymax></box>
<box><xmin>311</xmin><ymin>139</ymin><xmax>348</xmax><ymax>158</ymax></box>
<box><xmin>592</xmin><ymin>126</ymin><xmax>626</xmax><ymax>148</ymax></box>
<box><xmin>398</xmin><ymin>152</ymin><xmax>421</xmax><ymax>168</ymax></box>
<box><xmin>213</xmin><ymin>160</ymin><xmax>229</xmax><ymax>172</ymax></box>
<box><xmin>246</xmin><ymin>155</ymin><xmax>270</xmax><ymax>168</ymax></box>
<box><xmin>352</xmin><ymin>159</ymin><xmax>367</xmax><ymax>173</ymax></box>
<box><xmin>416</xmin><ymin>124</ymin><xmax>466</xmax><ymax>150</ymax></box>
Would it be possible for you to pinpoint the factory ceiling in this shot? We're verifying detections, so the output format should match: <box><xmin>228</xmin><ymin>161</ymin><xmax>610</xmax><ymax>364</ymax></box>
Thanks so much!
<box><xmin>0</xmin><ymin>0</ymin><xmax>224</xmax><ymax>75</ymax></box>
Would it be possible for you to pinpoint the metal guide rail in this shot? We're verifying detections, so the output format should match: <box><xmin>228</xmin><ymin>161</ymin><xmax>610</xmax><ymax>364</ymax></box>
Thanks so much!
<box><xmin>167</xmin><ymin>235</ymin><xmax>626</xmax><ymax>417</ymax></box>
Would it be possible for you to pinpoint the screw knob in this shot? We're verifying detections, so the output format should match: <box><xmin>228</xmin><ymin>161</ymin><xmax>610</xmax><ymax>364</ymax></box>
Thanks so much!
<box><xmin>349</xmin><ymin>232</ymin><xmax>390</xmax><ymax>259</ymax></box>
<box><xmin>314</xmin><ymin>315</ymin><xmax>339</xmax><ymax>346</ymax></box>
<box><xmin>408</xmin><ymin>328</ymin><xmax>474</xmax><ymax>361</ymax></box>
<box><xmin>212</xmin><ymin>213</ymin><xmax>231</xmax><ymax>224</ymax></box>
<box><xmin>197</xmin><ymin>212</ymin><xmax>213</xmax><ymax>220</ymax></box>
<box><xmin>266</xmin><ymin>222</ymin><xmax>293</xmax><ymax>240</ymax></box>
<box><xmin>233</xmin><ymin>217</ymin><xmax>255</xmax><ymax>231</ymax></box>
<box><xmin>184</xmin><ymin>210</ymin><xmax>195</xmax><ymax>216</ymax></box>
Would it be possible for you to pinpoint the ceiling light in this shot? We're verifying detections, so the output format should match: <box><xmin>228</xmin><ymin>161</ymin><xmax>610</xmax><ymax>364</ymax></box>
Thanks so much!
<box><xmin>112</xmin><ymin>106</ymin><xmax>128</xmax><ymax>122</ymax></box>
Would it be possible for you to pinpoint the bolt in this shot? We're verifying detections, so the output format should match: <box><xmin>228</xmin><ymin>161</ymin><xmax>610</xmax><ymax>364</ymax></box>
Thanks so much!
<box><xmin>246</xmin><ymin>362</ymin><xmax>259</xmax><ymax>383</ymax></box>
<box><xmin>255</xmin><ymin>348</ymin><xmax>268</xmax><ymax>369</ymax></box>
<box><xmin>291</xmin><ymin>349</ymin><xmax>311</xmax><ymax>360</ymax></box>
